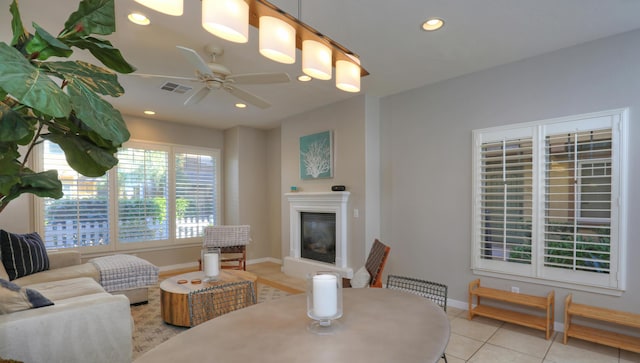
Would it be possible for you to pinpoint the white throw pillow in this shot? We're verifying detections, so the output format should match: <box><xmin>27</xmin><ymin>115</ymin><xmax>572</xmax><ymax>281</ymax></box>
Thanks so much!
<box><xmin>350</xmin><ymin>266</ymin><xmax>371</xmax><ymax>288</ymax></box>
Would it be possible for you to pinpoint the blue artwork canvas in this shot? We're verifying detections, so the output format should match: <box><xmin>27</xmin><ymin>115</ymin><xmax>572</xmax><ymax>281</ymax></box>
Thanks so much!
<box><xmin>300</xmin><ymin>131</ymin><xmax>333</xmax><ymax>179</ymax></box>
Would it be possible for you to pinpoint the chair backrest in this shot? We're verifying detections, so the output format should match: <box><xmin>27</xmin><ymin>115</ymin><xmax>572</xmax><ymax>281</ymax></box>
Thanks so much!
<box><xmin>203</xmin><ymin>225</ymin><xmax>251</xmax><ymax>247</ymax></box>
<box><xmin>365</xmin><ymin>239</ymin><xmax>391</xmax><ymax>288</ymax></box>
<box><xmin>386</xmin><ymin>275</ymin><xmax>448</xmax><ymax>311</ymax></box>
<box><xmin>188</xmin><ymin>280</ymin><xmax>256</xmax><ymax>327</ymax></box>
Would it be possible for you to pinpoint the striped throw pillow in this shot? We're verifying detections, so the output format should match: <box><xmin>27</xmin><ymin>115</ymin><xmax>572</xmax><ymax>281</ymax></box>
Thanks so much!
<box><xmin>0</xmin><ymin>230</ymin><xmax>50</xmax><ymax>281</ymax></box>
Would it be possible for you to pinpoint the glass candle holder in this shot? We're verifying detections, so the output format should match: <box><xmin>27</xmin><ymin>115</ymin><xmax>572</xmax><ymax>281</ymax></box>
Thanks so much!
<box><xmin>202</xmin><ymin>247</ymin><xmax>221</xmax><ymax>282</ymax></box>
<box><xmin>306</xmin><ymin>271</ymin><xmax>343</xmax><ymax>334</ymax></box>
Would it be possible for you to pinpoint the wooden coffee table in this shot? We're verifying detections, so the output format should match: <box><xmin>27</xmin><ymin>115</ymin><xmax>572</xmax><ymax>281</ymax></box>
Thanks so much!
<box><xmin>160</xmin><ymin>270</ymin><xmax>258</xmax><ymax>327</ymax></box>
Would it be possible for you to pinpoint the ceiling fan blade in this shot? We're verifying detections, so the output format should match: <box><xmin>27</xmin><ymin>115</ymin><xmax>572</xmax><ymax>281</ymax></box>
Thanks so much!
<box><xmin>184</xmin><ymin>86</ymin><xmax>211</xmax><ymax>106</ymax></box>
<box><xmin>129</xmin><ymin>73</ymin><xmax>199</xmax><ymax>82</ymax></box>
<box><xmin>226</xmin><ymin>72</ymin><xmax>290</xmax><ymax>85</ymax></box>
<box><xmin>176</xmin><ymin>46</ymin><xmax>214</xmax><ymax>77</ymax></box>
<box><xmin>224</xmin><ymin>85</ymin><xmax>271</xmax><ymax>109</ymax></box>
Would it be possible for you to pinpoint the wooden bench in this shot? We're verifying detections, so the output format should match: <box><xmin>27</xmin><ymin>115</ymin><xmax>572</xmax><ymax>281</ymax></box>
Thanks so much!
<box><xmin>564</xmin><ymin>293</ymin><xmax>640</xmax><ymax>353</ymax></box>
<box><xmin>468</xmin><ymin>279</ymin><xmax>554</xmax><ymax>339</ymax></box>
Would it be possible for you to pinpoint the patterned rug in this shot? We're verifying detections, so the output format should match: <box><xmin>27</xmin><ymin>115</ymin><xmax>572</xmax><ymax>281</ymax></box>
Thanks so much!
<box><xmin>131</xmin><ymin>281</ymin><xmax>296</xmax><ymax>359</ymax></box>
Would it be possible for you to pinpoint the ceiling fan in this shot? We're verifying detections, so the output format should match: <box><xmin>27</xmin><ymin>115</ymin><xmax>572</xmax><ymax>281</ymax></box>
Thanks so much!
<box><xmin>135</xmin><ymin>45</ymin><xmax>290</xmax><ymax>108</ymax></box>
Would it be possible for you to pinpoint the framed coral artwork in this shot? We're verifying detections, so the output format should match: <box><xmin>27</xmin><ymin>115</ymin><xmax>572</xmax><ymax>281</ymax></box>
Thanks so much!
<box><xmin>299</xmin><ymin>130</ymin><xmax>333</xmax><ymax>179</ymax></box>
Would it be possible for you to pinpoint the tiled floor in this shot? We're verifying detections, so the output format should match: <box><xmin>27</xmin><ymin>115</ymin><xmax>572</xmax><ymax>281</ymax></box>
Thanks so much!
<box><xmin>247</xmin><ymin>262</ymin><xmax>640</xmax><ymax>363</ymax></box>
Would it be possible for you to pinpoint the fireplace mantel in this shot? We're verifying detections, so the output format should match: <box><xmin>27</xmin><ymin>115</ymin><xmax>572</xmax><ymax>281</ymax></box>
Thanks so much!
<box><xmin>283</xmin><ymin>192</ymin><xmax>353</xmax><ymax>279</ymax></box>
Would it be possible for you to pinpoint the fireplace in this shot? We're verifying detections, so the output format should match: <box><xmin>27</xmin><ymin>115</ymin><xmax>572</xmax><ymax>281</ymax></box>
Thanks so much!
<box><xmin>301</xmin><ymin>212</ymin><xmax>336</xmax><ymax>264</ymax></box>
<box><xmin>284</xmin><ymin>192</ymin><xmax>353</xmax><ymax>279</ymax></box>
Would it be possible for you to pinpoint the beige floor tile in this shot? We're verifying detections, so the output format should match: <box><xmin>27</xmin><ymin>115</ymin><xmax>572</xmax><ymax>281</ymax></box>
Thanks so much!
<box><xmin>438</xmin><ymin>354</ymin><xmax>465</xmax><ymax>363</ymax></box>
<box><xmin>450</xmin><ymin>315</ymin><xmax>502</xmax><ymax>342</ymax></box>
<box><xmin>446</xmin><ymin>307</ymin><xmax>466</xmax><ymax>320</ymax></box>
<box><xmin>544</xmin><ymin>334</ymin><xmax>619</xmax><ymax>363</ymax></box>
<box><xmin>445</xmin><ymin>333</ymin><xmax>484</xmax><ymax>360</ymax></box>
<box><xmin>469</xmin><ymin>343</ymin><xmax>543</xmax><ymax>363</ymax></box>
<box><xmin>621</xmin><ymin>349</ymin><xmax>640</xmax><ymax>363</ymax></box>
<box><xmin>488</xmin><ymin>323</ymin><xmax>554</xmax><ymax>358</ymax></box>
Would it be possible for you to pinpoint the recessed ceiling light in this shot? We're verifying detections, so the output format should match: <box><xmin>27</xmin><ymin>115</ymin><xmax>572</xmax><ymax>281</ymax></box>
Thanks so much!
<box><xmin>128</xmin><ymin>12</ymin><xmax>150</xmax><ymax>26</ymax></box>
<box><xmin>143</xmin><ymin>110</ymin><xmax>156</xmax><ymax>115</ymax></box>
<box><xmin>297</xmin><ymin>74</ymin><xmax>312</xmax><ymax>82</ymax></box>
<box><xmin>235</xmin><ymin>103</ymin><xmax>247</xmax><ymax>108</ymax></box>
<box><xmin>421</xmin><ymin>17</ymin><xmax>444</xmax><ymax>32</ymax></box>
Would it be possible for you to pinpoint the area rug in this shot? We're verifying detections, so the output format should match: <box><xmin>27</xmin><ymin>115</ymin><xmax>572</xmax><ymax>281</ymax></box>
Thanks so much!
<box><xmin>131</xmin><ymin>281</ymin><xmax>298</xmax><ymax>359</ymax></box>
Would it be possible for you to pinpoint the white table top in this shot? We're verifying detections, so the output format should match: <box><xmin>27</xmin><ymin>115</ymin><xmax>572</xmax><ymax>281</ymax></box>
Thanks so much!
<box><xmin>135</xmin><ymin>288</ymin><xmax>450</xmax><ymax>363</ymax></box>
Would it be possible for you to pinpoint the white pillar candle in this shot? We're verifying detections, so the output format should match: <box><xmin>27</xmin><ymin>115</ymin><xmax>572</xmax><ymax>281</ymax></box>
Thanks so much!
<box><xmin>313</xmin><ymin>274</ymin><xmax>337</xmax><ymax>317</ymax></box>
<box><xmin>204</xmin><ymin>252</ymin><xmax>219</xmax><ymax>277</ymax></box>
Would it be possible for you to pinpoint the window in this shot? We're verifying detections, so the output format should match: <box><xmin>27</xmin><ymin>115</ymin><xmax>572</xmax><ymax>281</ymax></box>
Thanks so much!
<box><xmin>42</xmin><ymin>143</ymin><xmax>110</xmax><ymax>249</ymax></box>
<box><xmin>37</xmin><ymin>140</ymin><xmax>220</xmax><ymax>252</ymax></box>
<box><xmin>472</xmin><ymin>109</ymin><xmax>628</xmax><ymax>292</ymax></box>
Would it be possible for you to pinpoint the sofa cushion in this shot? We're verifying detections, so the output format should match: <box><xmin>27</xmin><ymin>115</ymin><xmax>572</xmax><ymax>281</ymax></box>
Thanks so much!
<box><xmin>0</xmin><ymin>278</ymin><xmax>54</xmax><ymax>314</ymax></box>
<box><xmin>12</xmin><ymin>262</ymin><xmax>99</xmax><ymax>287</ymax></box>
<box><xmin>0</xmin><ymin>230</ymin><xmax>49</xmax><ymax>280</ymax></box>
<box><xmin>26</xmin><ymin>277</ymin><xmax>105</xmax><ymax>302</ymax></box>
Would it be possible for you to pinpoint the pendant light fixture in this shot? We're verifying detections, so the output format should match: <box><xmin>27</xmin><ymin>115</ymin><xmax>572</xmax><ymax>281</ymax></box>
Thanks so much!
<box><xmin>134</xmin><ymin>0</ymin><xmax>183</xmax><ymax>16</ymax></box>
<box><xmin>135</xmin><ymin>0</ymin><xmax>369</xmax><ymax>91</ymax></box>
<box><xmin>259</xmin><ymin>16</ymin><xmax>296</xmax><ymax>64</ymax></box>
<box><xmin>336</xmin><ymin>54</ymin><xmax>361</xmax><ymax>92</ymax></box>
<box><xmin>302</xmin><ymin>40</ymin><xmax>332</xmax><ymax>80</ymax></box>
<box><xmin>202</xmin><ymin>0</ymin><xmax>249</xmax><ymax>43</ymax></box>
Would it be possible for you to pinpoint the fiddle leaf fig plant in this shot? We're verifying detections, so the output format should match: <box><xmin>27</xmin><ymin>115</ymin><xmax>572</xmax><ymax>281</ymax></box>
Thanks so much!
<box><xmin>0</xmin><ymin>0</ymin><xmax>135</xmax><ymax>213</ymax></box>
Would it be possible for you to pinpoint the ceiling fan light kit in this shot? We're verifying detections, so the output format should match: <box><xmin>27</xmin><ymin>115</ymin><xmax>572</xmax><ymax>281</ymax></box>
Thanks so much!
<box><xmin>259</xmin><ymin>16</ymin><xmax>296</xmax><ymax>64</ymax></box>
<box><xmin>135</xmin><ymin>0</ymin><xmax>368</xmax><ymax>94</ymax></box>
<box><xmin>202</xmin><ymin>0</ymin><xmax>249</xmax><ymax>43</ymax></box>
<box><xmin>134</xmin><ymin>0</ymin><xmax>183</xmax><ymax>16</ymax></box>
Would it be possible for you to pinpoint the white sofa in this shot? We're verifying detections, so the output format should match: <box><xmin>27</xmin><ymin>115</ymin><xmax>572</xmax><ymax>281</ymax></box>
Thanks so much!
<box><xmin>0</xmin><ymin>251</ymin><xmax>135</xmax><ymax>363</ymax></box>
<box><xmin>0</xmin><ymin>277</ymin><xmax>133</xmax><ymax>363</ymax></box>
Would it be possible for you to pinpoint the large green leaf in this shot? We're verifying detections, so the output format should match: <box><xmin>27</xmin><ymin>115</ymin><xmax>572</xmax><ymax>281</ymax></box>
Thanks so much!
<box><xmin>0</xmin><ymin>143</ymin><xmax>21</xmax><ymax>172</ymax></box>
<box><xmin>26</xmin><ymin>23</ymin><xmax>73</xmax><ymax>60</ymax></box>
<box><xmin>0</xmin><ymin>42</ymin><xmax>71</xmax><ymax>118</ymax></box>
<box><xmin>9</xmin><ymin>0</ymin><xmax>29</xmax><ymax>48</ymax></box>
<box><xmin>44</xmin><ymin>61</ymin><xmax>123</xmax><ymax>96</ymax></box>
<box><xmin>20</xmin><ymin>170</ymin><xmax>64</xmax><ymax>199</ymax></box>
<box><xmin>0</xmin><ymin>102</ymin><xmax>34</xmax><ymax>143</ymax></box>
<box><xmin>66</xmin><ymin>79</ymin><xmax>129</xmax><ymax>145</ymax></box>
<box><xmin>1</xmin><ymin>169</ymin><xmax>63</xmax><ymax>207</ymax></box>
<box><xmin>42</xmin><ymin>132</ymin><xmax>118</xmax><ymax>177</ymax></box>
<box><xmin>66</xmin><ymin>37</ymin><xmax>135</xmax><ymax>74</ymax></box>
<box><xmin>62</xmin><ymin>0</ymin><xmax>115</xmax><ymax>37</ymax></box>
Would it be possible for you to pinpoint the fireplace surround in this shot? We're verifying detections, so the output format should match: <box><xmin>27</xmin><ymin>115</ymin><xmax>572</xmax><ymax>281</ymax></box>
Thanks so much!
<box><xmin>284</xmin><ymin>192</ymin><xmax>353</xmax><ymax>279</ymax></box>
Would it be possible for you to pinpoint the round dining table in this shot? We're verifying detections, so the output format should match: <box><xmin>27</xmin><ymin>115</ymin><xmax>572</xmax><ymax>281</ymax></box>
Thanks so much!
<box><xmin>135</xmin><ymin>288</ymin><xmax>450</xmax><ymax>363</ymax></box>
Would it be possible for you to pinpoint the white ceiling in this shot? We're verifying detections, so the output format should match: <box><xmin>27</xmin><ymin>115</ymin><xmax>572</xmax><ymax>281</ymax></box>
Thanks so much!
<box><xmin>3</xmin><ymin>0</ymin><xmax>640</xmax><ymax>130</ymax></box>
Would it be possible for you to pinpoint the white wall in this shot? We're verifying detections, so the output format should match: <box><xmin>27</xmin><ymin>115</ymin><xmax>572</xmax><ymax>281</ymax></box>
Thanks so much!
<box><xmin>380</xmin><ymin>29</ymin><xmax>640</xmax><ymax>315</ymax></box>
<box><xmin>279</xmin><ymin>96</ymin><xmax>368</xmax><ymax>268</ymax></box>
<box><xmin>225</xmin><ymin>126</ymin><xmax>270</xmax><ymax>260</ymax></box>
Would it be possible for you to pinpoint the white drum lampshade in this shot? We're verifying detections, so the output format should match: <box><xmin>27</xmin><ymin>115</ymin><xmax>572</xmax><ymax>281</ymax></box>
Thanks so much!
<box><xmin>259</xmin><ymin>16</ymin><xmax>296</xmax><ymax>64</ymax></box>
<box><xmin>336</xmin><ymin>55</ymin><xmax>361</xmax><ymax>92</ymax></box>
<box><xmin>302</xmin><ymin>40</ymin><xmax>332</xmax><ymax>80</ymax></box>
<box><xmin>135</xmin><ymin>0</ymin><xmax>183</xmax><ymax>16</ymax></box>
<box><xmin>202</xmin><ymin>0</ymin><xmax>249</xmax><ymax>43</ymax></box>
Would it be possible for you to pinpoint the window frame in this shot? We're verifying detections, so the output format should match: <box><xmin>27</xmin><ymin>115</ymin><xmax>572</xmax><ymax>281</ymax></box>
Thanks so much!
<box><xmin>35</xmin><ymin>139</ymin><xmax>221</xmax><ymax>254</ymax></box>
<box><xmin>471</xmin><ymin>109</ymin><xmax>628</xmax><ymax>295</ymax></box>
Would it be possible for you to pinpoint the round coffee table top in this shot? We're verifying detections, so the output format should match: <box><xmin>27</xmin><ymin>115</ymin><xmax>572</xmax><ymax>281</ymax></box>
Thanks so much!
<box><xmin>160</xmin><ymin>270</ymin><xmax>257</xmax><ymax>294</ymax></box>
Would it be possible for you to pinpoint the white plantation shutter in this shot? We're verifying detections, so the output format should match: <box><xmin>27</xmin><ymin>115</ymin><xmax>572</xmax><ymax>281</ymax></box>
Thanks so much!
<box><xmin>473</xmin><ymin>109</ymin><xmax>627</xmax><ymax>291</ymax></box>
<box><xmin>175</xmin><ymin>151</ymin><xmax>217</xmax><ymax>238</ymax></box>
<box><xmin>117</xmin><ymin>146</ymin><xmax>169</xmax><ymax>243</ymax></box>
<box><xmin>543</xmin><ymin>129</ymin><xmax>612</xmax><ymax>274</ymax></box>
<box><xmin>478</xmin><ymin>137</ymin><xmax>533</xmax><ymax>264</ymax></box>
<box><xmin>42</xmin><ymin>141</ymin><xmax>110</xmax><ymax>248</ymax></box>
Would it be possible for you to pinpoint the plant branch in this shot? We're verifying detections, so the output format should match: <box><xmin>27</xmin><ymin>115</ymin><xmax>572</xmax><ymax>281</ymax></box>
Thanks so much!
<box><xmin>21</xmin><ymin>122</ymin><xmax>44</xmax><ymax>169</ymax></box>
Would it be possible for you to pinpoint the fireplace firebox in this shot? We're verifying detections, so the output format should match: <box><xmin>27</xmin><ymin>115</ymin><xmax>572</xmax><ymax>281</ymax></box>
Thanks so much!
<box><xmin>301</xmin><ymin>212</ymin><xmax>336</xmax><ymax>264</ymax></box>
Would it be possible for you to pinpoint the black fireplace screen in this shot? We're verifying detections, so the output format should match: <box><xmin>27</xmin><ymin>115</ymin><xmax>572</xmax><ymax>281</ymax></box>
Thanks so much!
<box><xmin>301</xmin><ymin>212</ymin><xmax>336</xmax><ymax>264</ymax></box>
